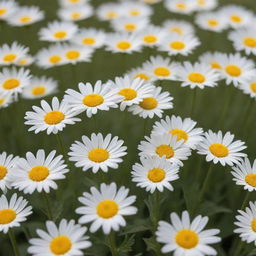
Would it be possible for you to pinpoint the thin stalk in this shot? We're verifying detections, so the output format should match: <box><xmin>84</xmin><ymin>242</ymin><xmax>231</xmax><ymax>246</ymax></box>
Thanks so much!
<box><xmin>42</xmin><ymin>192</ymin><xmax>53</xmax><ymax>220</ymax></box>
<box><xmin>108</xmin><ymin>232</ymin><xmax>118</xmax><ymax>256</ymax></box>
<box><xmin>190</xmin><ymin>88</ymin><xmax>197</xmax><ymax>118</ymax></box>
<box><xmin>242</xmin><ymin>98</ymin><xmax>255</xmax><ymax>138</ymax></box>
<box><xmin>56</xmin><ymin>133</ymin><xmax>67</xmax><ymax>159</ymax></box>
<box><xmin>8</xmin><ymin>229</ymin><xmax>20</xmax><ymax>256</ymax></box>
<box><xmin>241</xmin><ymin>191</ymin><xmax>250</xmax><ymax>210</ymax></box>
<box><xmin>143</xmin><ymin>118</ymin><xmax>148</xmax><ymax>136</ymax></box>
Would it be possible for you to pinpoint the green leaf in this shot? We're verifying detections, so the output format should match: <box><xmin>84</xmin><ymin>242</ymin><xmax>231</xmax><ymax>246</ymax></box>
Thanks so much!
<box><xmin>118</xmin><ymin>234</ymin><xmax>135</xmax><ymax>255</ymax></box>
<box><xmin>121</xmin><ymin>219</ymin><xmax>151</xmax><ymax>235</ymax></box>
<box><xmin>143</xmin><ymin>237</ymin><xmax>159</xmax><ymax>253</ymax></box>
<box><xmin>200</xmin><ymin>201</ymin><xmax>232</xmax><ymax>216</ymax></box>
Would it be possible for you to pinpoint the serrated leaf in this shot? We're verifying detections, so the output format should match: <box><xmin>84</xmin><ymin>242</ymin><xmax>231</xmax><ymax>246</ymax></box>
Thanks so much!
<box><xmin>118</xmin><ymin>234</ymin><xmax>135</xmax><ymax>255</ymax></box>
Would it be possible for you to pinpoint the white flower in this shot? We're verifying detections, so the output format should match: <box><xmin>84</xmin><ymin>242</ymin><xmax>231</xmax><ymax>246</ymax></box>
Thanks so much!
<box><xmin>96</xmin><ymin>3</ymin><xmax>124</xmax><ymax>21</ymax></box>
<box><xmin>126</xmin><ymin>66</ymin><xmax>153</xmax><ymax>81</ymax></box>
<box><xmin>164</xmin><ymin>0</ymin><xmax>196</xmax><ymax>14</ymax></box>
<box><xmin>120</xmin><ymin>1</ymin><xmax>153</xmax><ymax>17</ymax></box>
<box><xmin>59</xmin><ymin>0</ymin><xmax>89</xmax><ymax>7</ymax></box>
<box><xmin>0</xmin><ymin>91</ymin><xmax>13</xmax><ymax>108</ymax></box>
<box><xmin>194</xmin><ymin>0</ymin><xmax>217</xmax><ymax>11</ymax></box>
<box><xmin>0</xmin><ymin>0</ymin><xmax>18</xmax><ymax>20</ymax></box>
<box><xmin>15</xmin><ymin>54</ymin><xmax>34</xmax><ymax>67</ymax></box>
<box><xmin>58</xmin><ymin>4</ymin><xmax>93</xmax><ymax>21</ymax></box>
<box><xmin>198</xmin><ymin>51</ymin><xmax>226</xmax><ymax>70</ymax></box>
<box><xmin>162</xmin><ymin>19</ymin><xmax>195</xmax><ymax>36</ymax></box>
<box><xmin>238</xmin><ymin>77</ymin><xmax>256</xmax><ymax>99</ymax></box>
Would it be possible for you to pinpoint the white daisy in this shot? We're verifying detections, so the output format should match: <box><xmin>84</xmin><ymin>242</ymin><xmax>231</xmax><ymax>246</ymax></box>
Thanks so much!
<box><xmin>76</xmin><ymin>182</ymin><xmax>137</xmax><ymax>234</ymax></box>
<box><xmin>0</xmin><ymin>91</ymin><xmax>13</xmax><ymax>108</ymax></box>
<box><xmin>197</xmin><ymin>130</ymin><xmax>247</xmax><ymax>166</ymax></box>
<box><xmin>126</xmin><ymin>66</ymin><xmax>153</xmax><ymax>81</ymax></box>
<box><xmin>156</xmin><ymin>211</ymin><xmax>221</xmax><ymax>255</ymax></box>
<box><xmin>97</xmin><ymin>3</ymin><xmax>124</xmax><ymax>21</ymax></box>
<box><xmin>120</xmin><ymin>1</ymin><xmax>153</xmax><ymax>17</ymax></box>
<box><xmin>59</xmin><ymin>0</ymin><xmax>89</xmax><ymax>7</ymax></box>
<box><xmin>198</xmin><ymin>51</ymin><xmax>226</xmax><ymax>70</ymax></box>
<box><xmin>24</xmin><ymin>97</ymin><xmax>81</xmax><ymax>135</ymax></box>
<box><xmin>194</xmin><ymin>0</ymin><xmax>217</xmax><ymax>11</ymax></box>
<box><xmin>164</xmin><ymin>0</ymin><xmax>196</xmax><ymax>14</ymax></box>
<box><xmin>140</xmin><ymin>0</ymin><xmax>161</xmax><ymax>4</ymax></box>
<box><xmin>239</xmin><ymin>77</ymin><xmax>256</xmax><ymax>99</ymax></box>
<box><xmin>28</xmin><ymin>219</ymin><xmax>91</xmax><ymax>255</ymax></box>
<box><xmin>69</xmin><ymin>133</ymin><xmax>127</xmax><ymax>173</ymax></box>
<box><xmin>0</xmin><ymin>193</ymin><xmax>32</xmax><ymax>233</ymax></box>
<box><xmin>0</xmin><ymin>0</ymin><xmax>17</xmax><ymax>20</ymax></box>
<box><xmin>162</xmin><ymin>19</ymin><xmax>195</xmax><ymax>36</ymax></box>
<box><xmin>15</xmin><ymin>54</ymin><xmax>34</xmax><ymax>67</ymax></box>
<box><xmin>152</xmin><ymin>115</ymin><xmax>204</xmax><ymax>149</ymax></box>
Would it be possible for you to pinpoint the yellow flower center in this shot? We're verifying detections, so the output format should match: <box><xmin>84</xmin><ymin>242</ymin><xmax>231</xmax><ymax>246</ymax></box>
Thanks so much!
<box><xmin>32</xmin><ymin>86</ymin><xmax>46</xmax><ymax>96</ymax></box>
<box><xmin>106</xmin><ymin>11</ymin><xmax>117</xmax><ymax>19</ymax></box>
<box><xmin>97</xmin><ymin>200</ymin><xmax>118</xmax><ymax>218</ymax></box>
<box><xmin>0</xmin><ymin>166</ymin><xmax>7</xmax><ymax>180</ymax></box>
<box><xmin>197</xmin><ymin>0</ymin><xmax>206</xmax><ymax>6</ymax></box>
<box><xmin>124</xmin><ymin>23</ymin><xmax>137</xmax><ymax>31</ymax></box>
<box><xmin>88</xmin><ymin>148</ymin><xmax>109</xmax><ymax>163</ymax></box>
<box><xmin>71</xmin><ymin>12</ymin><xmax>81</xmax><ymax>19</ymax></box>
<box><xmin>176</xmin><ymin>230</ymin><xmax>199</xmax><ymax>249</ymax></box>
<box><xmin>19</xmin><ymin>16</ymin><xmax>31</xmax><ymax>23</ymax></box>
<box><xmin>66</xmin><ymin>50</ymin><xmax>80</xmax><ymax>60</ymax></box>
<box><xmin>0</xmin><ymin>98</ymin><xmax>5</xmax><ymax>105</ymax></box>
<box><xmin>54</xmin><ymin>31</ymin><xmax>67</xmax><ymax>39</ymax></box>
<box><xmin>251</xmin><ymin>219</ymin><xmax>256</xmax><ymax>232</ymax></box>
<box><xmin>209</xmin><ymin>143</ymin><xmax>229</xmax><ymax>157</ymax></box>
<box><xmin>230</xmin><ymin>15</ymin><xmax>242</xmax><ymax>23</ymax></box>
<box><xmin>44</xmin><ymin>111</ymin><xmax>65</xmax><ymax>125</ymax></box>
<box><xmin>154</xmin><ymin>67</ymin><xmax>170</xmax><ymax>77</ymax></box>
<box><xmin>134</xmin><ymin>73</ymin><xmax>150</xmax><ymax>80</ymax></box>
<box><xmin>170</xmin><ymin>41</ymin><xmax>185</xmax><ymax>50</ymax></box>
<box><xmin>188</xmin><ymin>72</ymin><xmax>206</xmax><ymax>83</ymax></box>
<box><xmin>116</xmin><ymin>41</ymin><xmax>131</xmax><ymax>50</ymax></box>
<box><xmin>29</xmin><ymin>166</ymin><xmax>50</xmax><ymax>182</ymax></box>
<box><xmin>176</xmin><ymin>3</ymin><xmax>187</xmax><ymax>9</ymax></box>
<box><xmin>50</xmin><ymin>236</ymin><xmax>72</xmax><ymax>255</ymax></box>
<box><xmin>170</xmin><ymin>129</ymin><xmax>188</xmax><ymax>141</ymax></box>
<box><xmin>207</xmin><ymin>19</ymin><xmax>219</xmax><ymax>27</ymax></box>
<box><xmin>250</xmin><ymin>82</ymin><xmax>256</xmax><ymax>93</ymax></box>
<box><xmin>18</xmin><ymin>59</ymin><xmax>28</xmax><ymax>65</ymax></box>
<box><xmin>139</xmin><ymin>97</ymin><xmax>158</xmax><ymax>110</ymax></box>
<box><xmin>49</xmin><ymin>55</ymin><xmax>62</xmax><ymax>64</ymax></box>
<box><xmin>119</xmin><ymin>88</ymin><xmax>137</xmax><ymax>101</ymax></box>
<box><xmin>83</xmin><ymin>94</ymin><xmax>104</xmax><ymax>107</ymax></box>
<box><xmin>82</xmin><ymin>37</ymin><xmax>96</xmax><ymax>45</ymax></box>
<box><xmin>243</xmin><ymin>37</ymin><xmax>256</xmax><ymax>48</ymax></box>
<box><xmin>147</xmin><ymin>168</ymin><xmax>166</xmax><ymax>182</ymax></box>
<box><xmin>69</xmin><ymin>0</ymin><xmax>79</xmax><ymax>2</ymax></box>
<box><xmin>0</xmin><ymin>209</ymin><xmax>16</xmax><ymax>224</ymax></box>
<box><xmin>3</xmin><ymin>53</ymin><xmax>17</xmax><ymax>62</ymax></box>
<box><xmin>129</xmin><ymin>10</ymin><xmax>140</xmax><ymax>16</ymax></box>
<box><xmin>0</xmin><ymin>8</ymin><xmax>7</xmax><ymax>16</ymax></box>
<box><xmin>245</xmin><ymin>174</ymin><xmax>256</xmax><ymax>187</ymax></box>
<box><xmin>143</xmin><ymin>35</ymin><xmax>157</xmax><ymax>44</ymax></box>
<box><xmin>211</xmin><ymin>61</ymin><xmax>222</xmax><ymax>69</ymax></box>
<box><xmin>170</xmin><ymin>27</ymin><xmax>183</xmax><ymax>35</ymax></box>
<box><xmin>3</xmin><ymin>78</ymin><xmax>20</xmax><ymax>90</ymax></box>
<box><xmin>156</xmin><ymin>145</ymin><xmax>174</xmax><ymax>159</ymax></box>
<box><xmin>225</xmin><ymin>65</ymin><xmax>241</xmax><ymax>77</ymax></box>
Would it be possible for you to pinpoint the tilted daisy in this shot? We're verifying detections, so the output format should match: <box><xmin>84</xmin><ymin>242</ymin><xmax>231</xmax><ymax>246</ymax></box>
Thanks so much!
<box><xmin>0</xmin><ymin>91</ymin><xmax>13</xmax><ymax>108</ymax></box>
<box><xmin>132</xmin><ymin>156</ymin><xmax>180</xmax><ymax>193</ymax></box>
<box><xmin>126</xmin><ymin>66</ymin><xmax>153</xmax><ymax>82</ymax></box>
<box><xmin>97</xmin><ymin>3</ymin><xmax>124</xmax><ymax>21</ymax></box>
<box><xmin>39</xmin><ymin>21</ymin><xmax>78</xmax><ymax>42</ymax></box>
<box><xmin>156</xmin><ymin>211</ymin><xmax>221</xmax><ymax>255</ymax></box>
<box><xmin>28</xmin><ymin>219</ymin><xmax>91</xmax><ymax>256</ymax></box>
<box><xmin>138</xmin><ymin>133</ymin><xmax>191</xmax><ymax>166</ymax></box>
<box><xmin>0</xmin><ymin>152</ymin><xmax>19</xmax><ymax>193</ymax></box>
<box><xmin>199</xmin><ymin>51</ymin><xmax>226</xmax><ymax>70</ymax></box>
<box><xmin>128</xmin><ymin>86</ymin><xmax>173</xmax><ymax>119</ymax></box>
<box><xmin>22</xmin><ymin>76</ymin><xmax>58</xmax><ymax>99</ymax></box>
<box><xmin>197</xmin><ymin>130</ymin><xmax>247</xmax><ymax>166</ymax></box>
<box><xmin>109</xmin><ymin>75</ymin><xmax>154</xmax><ymax>111</ymax></box>
<box><xmin>239</xmin><ymin>77</ymin><xmax>256</xmax><ymax>99</ymax></box>
<box><xmin>0</xmin><ymin>193</ymin><xmax>32</xmax><ymax>233</ymax></box>
<box><xmin>69</xmin><ymin>133</ymin><xmax>127</xmax><ymax>173</ymax></box>
<box><xmin>0</xmin><ymin>0</ymin><xmax>17</xmax><ymax>20</ymax></box>
<box><xmin>152</xmin><ymin>115</ymin><xmax>204</xmax><ymax>149</ymax></box>
<box><xmin>162</xmin><ymin>19</ymin><xmax>195</xmax><ymax>36</ymax></box>
<box><xmin>177</xmin><ymin>62</ymin><xmax>220</xmax><ymax>89</ymax></box>
<box><xmin>24</xmin><ymin>97</ymin><xmax>81</xmax><ymax>135</ymax></box>
<box><xmin>194</xmin><ymin>0</ymin><xmax>217</xmax><ymax>11</ymax></box>
<box><xmin>7</xmin><ymin>6</ymin><xmax>44</xmax><ymax>26</ymax></box>
<box><xmin>15</xmin><ymin>54</ymin><xmax>34</xmax><ymax>67</ymax></box>
<box><xmin>76</xmin><ymin>183</ymin><xmax>137</xmax><ymax>234</ymax></box>
<box><xmin>64</xmin><ymin>81</ymin><xmax>122</xmax><ymax>117</ymax></box>
<box><xmin>59</xmin><ymin>0</ymin><xmax>89</xmax><ymax>7</ymax></box>
<box><xmin>142</xmin><ymin>55</ymin><xmax>180</xmax><ymax>81</ymax></box>
<box><xmin>164</xmin><ymin>0</ymin><xmax>196</xmax><ymax>14</ymax></box>
<box><xmin>234</xmin><ymin>201</ymin><xmax>256</xmax><ymax>246</ymax></box>
<box><xmin>158</xmin><ymin>34</ymin><xmax>200</xmax><ymax>56</ymax></box>
<box><xmin>121</xmin><ymin>1</ymin><xmax>153</xmax><ymax>17</ymax></box>
<box><xmin>10</xmin><ymin>149</ymin><xmax>68</xmax><ymax>194</ymax></box>
<box><xmin>231</xmin><ymin>158</ymin><xmax>256</xmax><ymax>192</ymax></box>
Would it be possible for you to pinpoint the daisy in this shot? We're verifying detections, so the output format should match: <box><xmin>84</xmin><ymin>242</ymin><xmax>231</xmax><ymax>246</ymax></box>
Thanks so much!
<box><xmin>239</xmin><ymin>77</ymin><xmax>256</xmax><ymax>99</ymax></box>
<box><xmin>109</xmin><ymin>75</ymin><xmax>154</xmax><ymax>111</ymax></box>
<box><xmin>177</xmin><ymin>62</ymin><xmax>220</xmax><ymax>89</ymax></box>
<box><xmin>159</xmin><ymin>34</ymin><xmax>200</xmax><ymax>56</ymax></box>
<box><xmin>28</xmin><ymin>219</ymin><xmax>91</xmax><ymax>255</ymax></box>
<box><xmin>234</xmin><ymin>201</ymin><xmax>256</xmax><ymax>245</ymax></box>
<box><xmin>0</xmin><ymin>193</ymin><xmax>32</xmax><ymax>233</ymax></box>
<box><xmin>121</xmin><ymin>1</ymin><xmax>153</xmax><ymax>17</ymax></box>
<box><xmin>105</xmin><ymin>32</ymin><xmax>142</xmax><ymax>54</ymax></box>
<box><xmin>138</xmin><ymin>133</ymin><xmax>191</xmax><ymax>166</ymax></box>
<box><xmin>197</xmin><ymin>130</ymin><xmax>247</xmax><ymax>166</ymax></box>
<box><xmin>59</xmin><ymin>0</ymin><xmax>89</xmax><ymax>7</ymax></box>
<box><xmin>128</xmin><ymin>86</ymin><xmax>173</xmax><ymax>119</ymax></box>
<box><xmin>39</xmin><ymin>21</ymin><xmax>78</xmax><ymax>42</ymax></box>
<box><xmin>76</xmin><ymin>183</ymin><xmax>137</xmax><ymax>234</ymax></box>
<box><xmin>199</xmin><ymin>51</ymin><xmax>226</xmax><ymax>70</ymax></box>
<box><xmin>156</xmin><ymin>211</ymin><xmax>221</xmax><ymax>255</ymax></box>
<box><xmin>71</xmin><ymin>28</ymin><xmax>106</xmax><ymax>49</ymax></box>
<box><xmin>10</xmin><ymin>149</ymin><xmax>69</xmax><ymax>194</ymax></box>
<box><xmin>126</xmin><ymin>66</ymin><xmax>153</xmax><ymax>81</ymax></box>
<box><xmin>142</xmin><ymin>55</ymin><xmax>180</xmax><ymax>81</ymax></box>
<box><xmin>7</xmin><ymin>6</ymin><xmax>44</xmax><ymax>26</ymax></box>
<box><xmin>0</xmin><ymin>91</ymin><xmax>13</xmax><ymax>108</ymax></box>
<box><xmin>97</xmin><ymin>3</ymin><xmax>124</xmax><ymax>21</ymax></box>
<box><xmin>69</xmin><ymin>133</ymin><xmax>127</xmax><ymax>173</ymax></box>
<box><xmin>152</xmin><ymin>115</ymin><xmax>204</xmax><ymax>149</ymax></box>
<box><xmin>132</xmin><ymin>156</ymin><xmax>179</xmax><ymax>193</ymax></box>
<box><xmin>0</xmin><ymin>0</ymin><xmax>17</xmax><ymax>20</ymax></box>
<box><xmin>164</xmin><ymin>0</ymin><xmax>196</xmax><ymax>14</ymax></box>
<box><xmin>140</xmin><ymin>0</ymin><xmax>161</xmax><ymax>4</ymax></box>
<box><xmin>22</xmin><ymin>76</ymin><xmax>58</xmax><ymax>99</ymax></box>
<box><xmin>15</xmin><ymin>55</ymin><xmax>34</xmax><ymax>67</ymax></box>
<box><xmin>194</xmin><ymin>0</ymin><xmax>217</xmax><ymax>11</ymax></box>
<box><xmin>24</xmin><ymin>97</ymin><xmax>81</xmax><ymax>135</ymax></box>
<box><xmin>162</xmin><ymin>19</ymin><xmax>195</xmax><ymax>36</ymax></box>
<box><xmin>220</xmin><ymin>53</ymin><xmax>256</xmax><ymax>87</ymax></box>
<box><xmin>0</xmin><ymin>152</ymin><xmax>19</xmax><ymax>193</ymax></box>
<box><xmin>64</xmin><ymin>81</ymin><xmax>122</xmax><ymax>118</ymax></box>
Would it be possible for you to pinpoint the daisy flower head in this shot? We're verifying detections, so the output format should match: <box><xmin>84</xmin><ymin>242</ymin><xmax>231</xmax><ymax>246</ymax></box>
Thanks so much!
<box><xmin>59</xmin><ymin>0</ymin><xmax>89</xmax><ymax>7</ymax></box>
<box><xmin>128</xmin><ymin>86</ymin><xmax>173</xmax><ymax>119</ymax></box>
<box><xmin>71</xmin><ymin>28</ymin><xmax>106</xmax><ymax>49</ymax></box>
<box><xmin>76</xmin><ymin>183</ymin><xmax>137</xmax><ymax>234</ymax></box>
<box><xmin>194</xmin><ymin>0</ymin><xmax>218</xmax><ymax>11</ymax></box>
<box><xmin>162</xmin><ymin>19</ymin><xmax>195</xmax><ymax>36</ymax></box>
<box><xmin>177</xmin><ymin>61</ymin><xmax>220</xmax><ymax>89</ymax></box>
<box><xmin>197</xmin><ymin>130</ymin><xmax>247</xmax><ymax>166</ymax></box>
<box><xmin>121</xmin><ymin>1</ymin><xmax>153</xmax><ymax>18</ymax></box>
<box><xmin>0</xmin><ymin>152</ymin><xmax>19</xmax><ymax>193</ymax></box>
<box><xmin>142</xmin><ymin>55</ymin><xmax>180</xmax><ymax>81</ymax></box>
<box><xmin>159</xmin><ymin>34</ymin><xmax>200</xmax><ymax>56</ymax></box>
<box><xmin>97</xmin><ymin>3</ymin><xmax>124</xmax><ymax>21</ymax></box>
<box><xmin>138</xmin><ymin>133</ymin><xmax>191</xmax><ymax>166</ymax></box>
<box><xmin>64</xmin><ymin>80</ymin><xmax>122</xmax><ymax>117</ymax></box>
<box><xmin>132</xmin><ymin>156</ymin><xmax>180</xmax><ymax>193</ymax></box>
<box><xmin>24</xmin><ymin>97</ymin><xmax>81</xmax><ymax>135</ymax></box>
<box><xmin>239</xmin><ymin>77</ymin><xmax>256</xmax><ymax>99</ymax></box>
<box><xmin>156</xmin><ymin>211</ymin><xmax>221</xmax><ymax>255</ymax></box>
<box><xmin>28</xmin><ymin>219</ymin><xmax>91</xmax><ymax>255</ymax></box>
<box><xmin>0</xmin><ymin>91</ymin><xmax>13</xmax><ymax>108</ymax></box>
<box><xmin>10</xmin><ymin>149</ymin><xmax>69</xmax><ymax>194</ymax></box>
<box><xmin>0</xmin><ymin>41</ymin><xmax>29</xmax><ymax>66</ymax></box>
<box><xmin>219</xmin><ymin>53</ymin><xmax>256</xmax><ymax>87</ymax></box>
<box><xmin>140</xmin><ymin>0</ymin><xmax>161</xmax><ymax>4</ymax></box>
<box><xmin>0</xmin><ymin>0</ymin><xmax>17</xmax><ymax>20</ymax></box>
<box><xmin>69</xmin><ymin>133</ymin><xmax>127</xmax><ymax>173</ymax></box>
<box><xmin>7</xmin><ymin>6</ymin><xmax>44</xmax><ymax>26</ymax></box>
<box><xmin>15</xmin><ymin>54</ymin><xmax>34</xmax><ymax>67</ymax></box>
<box><xmin>22</xmin><ymin>76</ymin><xmax>58</xmax><ymax>99</ymax></box>
<box><xmin>109</xmin><ymin>75</ymin><xmax>155</xmax><ymax>111</ymax></box>
<box><xmin>105</xmin><ymin>32</ymin><xmax>142</xmax><ymax>54</ymax></box>
<box><xmin>152</xmin><ymin>115</ymin><xmax>204</xmax><ymax>149</ymax></box>
<box><xmin>164</xmin><ymin>0</ymin><xmax>196</xmax><ymax>14</ymax></box>
<box><xmin>126</xmin><ymin>66</ymin><xmax>153</xmax><ymax>82</ymax></box>
<box><xmin>39</xmin><ymin>21</ymin><xmax>78</xmax><ymax>42</ymax></box>
<box><xmin>199</xmin><ymin>51</ymin><xmax>226</xmax><ymax>70</ymax></box>
<box><xmin>0</xmin><ymin>193</ymin><xmax>32</xmax><ymax>233</ymax></box>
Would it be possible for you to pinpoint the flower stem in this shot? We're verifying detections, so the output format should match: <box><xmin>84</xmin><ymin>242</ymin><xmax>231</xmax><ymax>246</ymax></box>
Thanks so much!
<box><xmin>241</xmin><ymin>191</ymin><xmax>250</xmax><ymax>210</ymax></box>
<box><xmin>190</xmin><ymin>88</ymin><xmax>197</xmax><ymax>118</ymax></box>
<box><xmin>42</xmin><ymin>192</ymin><xmax>53</xmax><ymax>220</ymax></box>
<box><xmin>108</xmin><ymin>232</ymin><xmax>118</xmax><ymax>256</ymax></box>
<box><xmin>8</xmin><ymin>229</ymin><xmax>20</xmax><ymax>256</ymax></box>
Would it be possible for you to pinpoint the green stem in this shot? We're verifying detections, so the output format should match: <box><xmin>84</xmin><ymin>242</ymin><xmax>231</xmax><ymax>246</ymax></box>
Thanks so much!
<box><xmin>234</xmin><ymin>240</ymin><xmax>244</xmax><ymax>256</ymax></box>
<box><xmin>43</xmin><ymin>192</ymin><xmax>53</xmax><ymax>220</ymax></box>
<box><xmin>108</xmin><ymin>232</ymin><xmax>118</xmax><ymax>256</ymax></box>
<box><xmin>242</xmin><ymin>98</ymin><xmax>255</xmax><ymax>138</ymax></box>
<box><xmin>241</xmin><ymin>191</ymin><xmax>250</xmax><ymax>210</ymax></box>
<box><xmin>8</xmin><ymin>229</ymin><xmax>20</xmax><ymax>256</ymax></box>
<box><xmin>190</xmin><ymin>88</ymin><xmax>197</xmax><ymax>118</ymax></box>
<box><xmin>93</xmin><ymin>115</ymin><xmax>97</xmax><ymax>131</ymax></box>
<box><xmin>143</xmin><ymin>118</ymin><xmax>148</xmax><ymax>136</ymax></box>
<box><xmin>56</xmin><ymin>133</ymin><xmax>67</xmax><ymax>159</ymax></box>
